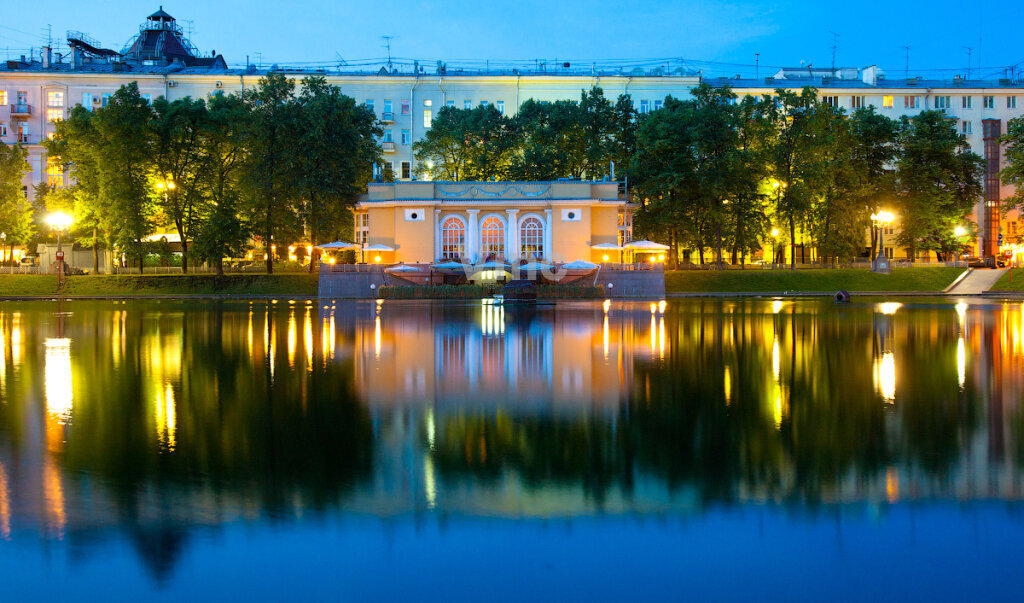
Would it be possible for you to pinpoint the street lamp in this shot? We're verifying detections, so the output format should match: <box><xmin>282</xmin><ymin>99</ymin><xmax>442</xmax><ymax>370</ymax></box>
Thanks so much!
<box><xmin>46</xmin><ymin>211</ymin><xmax>74</xmax><ymax>283</ymax></box>
<box><xmin>1</xmin><ymin>231</ymin><xmax>10</xmax><ymax>274</ymax></box>
<box><xmin>870</xmin><ymin>210</ymin><xmax>895</xmax><ymax>273</ymax></box>
<box><xmin>770</xmin><ymin>228</ymin><xmax>780</xmax><ymax>267</ymax></box>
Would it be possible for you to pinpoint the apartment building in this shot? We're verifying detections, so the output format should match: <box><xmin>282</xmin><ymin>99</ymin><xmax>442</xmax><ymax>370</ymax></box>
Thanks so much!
<box><xmin>2</xmin><ymin>8</ymin><xmax>1022</xmax><ymax>259</ymax></box>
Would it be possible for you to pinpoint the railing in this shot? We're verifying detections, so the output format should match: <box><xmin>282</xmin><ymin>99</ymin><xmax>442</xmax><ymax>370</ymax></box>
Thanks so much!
<box><xmin>381</xmin><ymin>112</ymin><xmax>394</xmax><ymax>122</ymax></box>
<box><xmin>327</xmin><ymin>263</ymin><xmax>387</xmax><ymax>273</ymax></box>
<box><xmin>603</xmin><ymin>262</ymin><xmax>664</xmax><ymax>272</ymax></box>
<box><xmin>381</xmin><ymin>141</ymin><xmax>396</xmax><ymax>152</ymax></box>
<box><xmin>10</xmin><ymin>103</ymin><xmax>31</xmax><ymax>115</ymax></box>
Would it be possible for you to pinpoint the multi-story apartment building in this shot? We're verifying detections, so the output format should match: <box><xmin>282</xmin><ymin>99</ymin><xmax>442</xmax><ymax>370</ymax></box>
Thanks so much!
<box><xmin>2</xmin><ymin>8</ymin><xmax>1022</xmax><ymax>260</ymax></box>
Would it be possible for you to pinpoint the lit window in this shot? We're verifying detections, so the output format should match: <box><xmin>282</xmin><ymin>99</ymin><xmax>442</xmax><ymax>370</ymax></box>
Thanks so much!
<box><xmin>496</xmin><ymin>100</ymin><xmax>504</xmax><ymax>114</ymax></box>
<box><xmin>851</xmin><ymin>96</ymin><xmax>864</xmax><ymax>109</ymax></box>
<box><xmin>401</xmin><ymin>129</ymin><xmax>410</xmax><ymax>145</ymax></box>
<box><xmin>423</xmin><ymin>109</ymin><xmax>432</xmax><ymax>128</ymax></box>
<box><xmin>983</xmin><ymin>95</ymin><xmax>994</xmax><ymax>109</ymax></box>
<box><xmin>882</xmin><ymin>95</ymin><xmax>894</xmax><ymax>108</ymax></box>
<box><xmin>440</xmin><ymin>216</ymin><xmax>465</xmax><ymax>259</ymax></box>
<box><xmin>962</xmin><ymin>96</ymin><xmax>972</xmax><ymax>109</ymax></box>
<box><xmin>0</xmin><ymin>91</ymin><xmax>7</xmax><ymax>105</ymax></box>
<box><xmin>1009</xmin><ymin>96</ymin><xmax>1018</xmax><ymax>109</ymax></box>
<box><xmin>423</xmin><ymin>99</ymin><xmax>432</xmax><ymax>107</ymax></box>
<box><xmin>354</xmin><ymin>213</ymin><xmax>369</xmax><ymax>245</ymax></box>
<box><xmin>464</xmin><ymin>100</ymin><xmax>472</xmax><ymax>109</ymax></box>
<box><xmin>47</xmin><ymin>91</ymin><xmax>64</xmax><ymax>107</ymax></box>
<box><xmin>519</xmin><ymin>216</ymin><xmax>544</xmax><ymax>259</ymax></box>
<box><xmin>400</xmin><ymin>99</ymin><xmax>409</xmax><ymax>115</ymax></box>
<box><xmin>47</xmin><ymin>108</ymin><xmax>64</xmax><ymax>122</ymax></box>
<box><xmin>479</xmin><ymin>216</ymin><xmax>505</xmax><ymax>258</ymax></box>
<box><xmin>47</xmin><ymin>157</ymin><xmax>64</xmax><ymax>188</ymax></box>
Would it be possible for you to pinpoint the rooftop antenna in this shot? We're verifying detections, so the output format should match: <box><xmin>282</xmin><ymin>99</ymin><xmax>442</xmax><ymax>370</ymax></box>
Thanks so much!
<box><xmin>382</xmin><ymin>36</ymin><xmax>394</xmax><ymax>72</ymax></box>
<box><xmin>255</xmin><ymin>51</ymin><xmax>262</xmax><ymax>68</ymax></box>
<box><xmin>903</xmin><ymin>45</ymin><xmax>910</xmax><ymax>79</ymax></box>
<box><xmin>829</xmin><ymin>31</ymin><xmax>839</xmax><ymax>73</ymax></box>
<box><xmin>755</xmin><ymin>52</ymin><xmax>760</xmax><ymax>79</ymax></box>
<box><xmin>964</xmin><ymin>46</ymin><xmax>972</xmax><ymax>79</ymax></box>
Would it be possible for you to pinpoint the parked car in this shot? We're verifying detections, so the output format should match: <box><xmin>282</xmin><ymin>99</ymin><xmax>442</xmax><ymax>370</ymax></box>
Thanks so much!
<box><xmin>965</xmin><ymin>256</ymin><xmax>1007</xmax><ymax>268</ymax></box>
<box><xmin>20</xmin><ymin>255</ymin><xmax>38</xmax><ymax>266</ymax></box>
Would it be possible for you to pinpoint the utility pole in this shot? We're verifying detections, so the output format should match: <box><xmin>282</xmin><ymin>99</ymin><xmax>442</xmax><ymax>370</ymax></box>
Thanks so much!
<box><xmin>829</xmin><ymin>31</ymin><xmax>839</xmax><ymax>73</ymax></box>
<box><xmin>904</xmin><ymin>46</ymin><xmax>910</xmax><ymax>80</ymax></box>
<box><xmin>755</xmin><ymin>52</ymin><xmax>760</xmax><ymax>79</ymax></box>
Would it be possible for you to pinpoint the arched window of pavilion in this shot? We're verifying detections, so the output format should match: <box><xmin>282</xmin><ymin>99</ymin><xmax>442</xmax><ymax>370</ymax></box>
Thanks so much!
<box><xmin>480</xmin><ymin>216</ymin><xmax>505</xmax><ymax>258</ymax></box>
<box><xmin>441</xmin><ymin>216</ymin><xmax>465</xmax><ymax>259</ymax></box>
<box><xmin>519</xmin><ymin>216</ymin><xmax>544</xmax><ymax>259</ymax></box>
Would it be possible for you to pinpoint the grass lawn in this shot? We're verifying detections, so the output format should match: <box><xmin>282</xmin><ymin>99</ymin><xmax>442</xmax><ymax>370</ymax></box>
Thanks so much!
<box><xmin>0</xmin><ymin>274</ymin><xmax>319</xmax><ymax>297</ymax></box>
<box><xmin>989</xmin><ymin>269</ymin><xmax>1024</xmax><ymax>292</ymax></box>
<box><xmin>665</xmin><ymin>267</ymin><xmax>965</xmax><ymax>293</ymax></box>
<box><xmin>0</xmin><ymin>275</ymin><xmax>60</xmax><ymax>296</ymax></box>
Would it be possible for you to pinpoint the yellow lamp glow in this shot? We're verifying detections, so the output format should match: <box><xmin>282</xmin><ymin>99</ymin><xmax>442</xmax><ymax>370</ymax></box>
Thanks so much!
<box><xmin>955</xmin><ymin>226</ymin><xmax>966</xmax><ymax>237</ymax></box>
<box><xmin>46</xmin><ymin>211</ymin><xmax>73</xmax><ymax>231</ymax></box>
<box><xmin>374</xmin><ymin>255</ymin><xmax>382</xmax><ymax>263</ymax></box>
<box><xmin>771</xmin><ymin>228</ymin><xmax>779</xmax><ymax>237</ymax></box>
<box><xmin>602</xmin><ymin>255</ymin><xmax>609</xmax><ymax>261</ymax></box>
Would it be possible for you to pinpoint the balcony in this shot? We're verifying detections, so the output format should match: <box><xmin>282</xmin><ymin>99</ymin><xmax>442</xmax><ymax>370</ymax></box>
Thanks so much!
<box><xmin>381</xmin><ymin>111</ymin><xmax>395</xmax><ymax>123</ymax></box>
<box><xmin>10</xmin><ymin>103</ymin><xmax>31</xmax><ymax>116</ymax></box>
<box><xmin>382</xmin><ymin>141</ymin><xmax>396</xmax><ymax>153</ymax></box>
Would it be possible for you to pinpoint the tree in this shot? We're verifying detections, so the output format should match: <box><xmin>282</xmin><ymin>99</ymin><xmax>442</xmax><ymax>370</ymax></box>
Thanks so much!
<box><xmin>895</xmin><ymin>110</ymin><xmax>984</xmax><ymax>260</ymax></box>
<box><xmin>292</xmin><ymin>76</ymin><xmax>381</xmax><ymax>271</ymax></box>
<box><xmin>726</xmin><ymin>95</ymin><xmax>774</xmax><ymax>265</ymax></box>
<box><xmin>191</xmin><ymin>92</ymin><xmax>250</xmax><ymax>275</ymax></box>
<box><xmin>0</xmin><ymin>141</ymin><xmax>32</xmax><ymax>264</ymax></box>
<box><xmin>415</xmin><ymin>104</ymin><xmax>517</xmax><ymax>181</ymax></box>
<box><xmin>1001</xmin><ymin>116</ymin><xmax>1024</xmax><ymax>240</ymax></box>
<box><xmin>150</xmin><ymin>96</ymin><xmax>211</xmax><ymax>273</ymax></box>
<box><xmin>242</xmin><ymin>73</ymin><xmax>301</xmax><ymax>274</ymax></box>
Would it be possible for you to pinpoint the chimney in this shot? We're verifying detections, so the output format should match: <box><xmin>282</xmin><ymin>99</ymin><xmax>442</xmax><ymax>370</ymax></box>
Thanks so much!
<box><xmin>42</xmin><ymin>46</ymin><xmax>52</xmax><ymax>68</ymax></box>
<box><xmin>862</xmin><ymin>65</ymin><xmax>878</xmax><ymax>86</ymax></box>
<box><xmin>72</xmin><ymin>47</ymin><xmax>84</xmax><ymax>69</ymax></box>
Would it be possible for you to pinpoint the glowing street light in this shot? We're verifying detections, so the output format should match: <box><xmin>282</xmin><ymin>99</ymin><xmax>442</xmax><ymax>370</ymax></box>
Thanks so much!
<box><xmin>769</xmin><ymin>228</ymin><xmax>780</xmax><ymax>267</ymax></box>
<box><xmin>954</xmin><ymin>225</ymin><xmax>966</xmax><ymax>237</ymax></box>
<box><xmin>870</xmin><ymin>210</ymin><xmax>895</xmax><ymax>273</ymax></box>
<box><xmin>46</xmin><ymin>211</ymin><xmax>74</xmax><ymax>283</ymax></box>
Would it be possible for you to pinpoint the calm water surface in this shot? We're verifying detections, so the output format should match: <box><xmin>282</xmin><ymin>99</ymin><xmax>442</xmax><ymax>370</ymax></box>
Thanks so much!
<box><xmin>1</xmin><ymin>297</ymin><xmax>1023</xmax><ymax>600</ymax></box>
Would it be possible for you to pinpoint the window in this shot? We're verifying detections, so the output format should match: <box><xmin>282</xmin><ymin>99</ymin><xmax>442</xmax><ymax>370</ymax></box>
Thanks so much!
<box><xmin>882</xmin><ymin>95</ymin><xmax>894</xmax><ymax>108</ymax></box>
<box><xmin>440</xmin><ymin>216</ymin><xmax>465</xmax><ymax>259</ymax></box>
<box><xmin>16</xmin><ymin>91</ymin><xmax>27</xmax><ymax>104</ymax></box>
<box><xmin>480</xmin><ymin>100</ymin><xmax>488</xmax><ymax>107</ymax></box>
<box><xmin>401</xmin><ymin>129</ymin><xmax>410</xmax><ymax>145</ymax></box>
<box><xmin>0</xmin><ymin>123</ymin><xmax>7</xmax><ymax>137</ymax></box>
<box><xmin>0</xmin><ymin>91</ymin><xmax>6</xmax><ymax>105</ymax></box>
<box><xmin>822</xmin><ymin>96</ymin><xmax>839</xmax><ymax>107</ymax></box>
<box><xmin>962</xmin><ymin>96</ymin><xmax>972</xmax><ymax>109</ymax></box>
<box><xmin>383</xmin><ymin>99</ymin><xmax>393</xmax><ymax>115</ymax></box>
<box><xmin>400</xmin><ymin>99</ymin><xmax>409</xmax><ymax>115</ymax></box>
<box><xmin>479</xmin><ymin>216</ymin><xmax>505</xmax><ymax>258</ymax></box>
<box><xmin>423</xmin><ymin>109</ymin><xmax>432</xmax><ymax>128</ymax></box>
<box><xmin>519</xmin><ymin>216</ymin><xmax>544</xmax><ymax>259</ymax></box>
<box><xmin>446</xmin><ymin>99</ymin><xmax>455</xmax><ymax>108</ymax></box>
<box><xmin>17</xmin><ymin>123</ymin><xmax>29</xmax><ymax>143</ymax></box>
<box><xmin>424</xmin><ymin>99</ymin><xmax>432</xmax><ymax>107</ymax></box>
<box><xmin>962</xmin><ymin>120</ymin><xmax>972</xmax><ymax>134</ymax></box>
<box><xmin>354</xmin><ymin>213</ymin><xmax>369</xmax><ymax>245</ymax></box>
<box><xmin>935</xmin><ymin>95</ymin><xmax>950</xmax><ymax>109</ymax></box>
<box><xmin>640</xmin><ymin>100</ymin><xmax>650</xmax><ymax>113</ymax></box>
<box><xmin>464</xmin><ymin>100</ymin><xmax>472</xmax><ymax>109</ymax></box>
<box><xmin>653</xmin><ymin>99</ymin><xmax>663</xmax><ymax>111</ymax></box>
<box><xmin>141</xmin><ymin>93</ymin><xmax>151</xmax><ymax>104</ymax></box>
<box><xmin>383</xmin><ymin>129</ymin><xmax>393</xmax><ymax>143</ymax></box>
<box><xmin>46</xmin><ymin>108</ymin><xmax>63</xmax><ymax>122</ymax></box>
<box><xmin>401</xmin><ymin>161</ymin><xmax>411</xmax><ymax>179</ymax></box>
<box><xmin>102</xmin><ymin>93</ymin><xmax>112</xmax><ymax>107</ymax></box>
<box><xmin>1009</xmin><ymin>96</ymin><xmax>1018</xmax><ymax>109</ymax></box>
<box><xmin>983</xmin><ymin>95</ymin><xmax>994</xmax><ymax>109</ymax></box>
<box><xmin>47</xmin><ymin>157</ymin><xmax>64</xmax><ymax>188</ymax></box>
<box><xmin>904</xmin><ymin>95</ymin><xmax>920</xmax><ymax>109</ymax></box>
<box><xmin>47</xmin><ymin>91</ymin><xmax>64</xmax><ymax>107</ymax></box>
<box><xmin>365</xmin><ymin>99</ymin><xmax>375</xmax><ymax>112</ymax></box>
<box><xmin>851</xmin><ymin>96</ymin><xmax>864</xmax><ymax>109</ymax></box>
<box><xmin>496</xmin><ymin>100</ymin><xmax>504</xmax><ymax>114</ymax></box>
<box><xmin>81</xmin><ymin>92</ymin><xmax>92</xmax><ymax>109</ymax></box>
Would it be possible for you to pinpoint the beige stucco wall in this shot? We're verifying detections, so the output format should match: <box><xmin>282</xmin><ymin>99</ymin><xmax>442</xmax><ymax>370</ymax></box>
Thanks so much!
<box><xmin>394</xmin><ymin>207</ymin><xmax>435</xmax><ymax>262</ymax></box>
<box><xmin>550</xmin><ymin>206</ymin><xmax>591</xmax><ymax>263</ymax></box>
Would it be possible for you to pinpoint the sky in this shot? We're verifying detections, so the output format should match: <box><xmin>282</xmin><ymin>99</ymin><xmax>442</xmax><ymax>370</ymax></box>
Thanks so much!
<box><xmin>4</xmin><ymin>0</ymin><xmax>1024</xmax><ymax>79</ymax></box>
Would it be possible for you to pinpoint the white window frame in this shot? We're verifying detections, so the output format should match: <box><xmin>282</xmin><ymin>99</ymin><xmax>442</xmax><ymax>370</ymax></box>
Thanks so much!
<box><xmin>440</xmin><ymin>215</ymin><xmax>466</xmax><ymax>259</ymax></box>
<box><xmin>479</xmin><ymin>215</ymin><xmax>506</xmax><ymax>258</ymax></box>
<box><xmin>519</xmin><ymin>215</ymin><xmax>545</xmax><ymax>259</ymax></box>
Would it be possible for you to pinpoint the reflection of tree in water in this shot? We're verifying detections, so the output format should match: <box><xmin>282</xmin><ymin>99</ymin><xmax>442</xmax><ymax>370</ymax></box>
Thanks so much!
<box><xmin>55</xmin><ymin>304</ymin><xmax>374</xmax><ymax>580</ymax></box>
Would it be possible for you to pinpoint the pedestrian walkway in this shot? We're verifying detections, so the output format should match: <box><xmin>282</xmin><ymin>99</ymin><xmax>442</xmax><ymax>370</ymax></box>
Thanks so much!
<box><xmin>946</xmin><ymin>268</ymin><xmax>1007</xmax><ymax>294</ymax></box>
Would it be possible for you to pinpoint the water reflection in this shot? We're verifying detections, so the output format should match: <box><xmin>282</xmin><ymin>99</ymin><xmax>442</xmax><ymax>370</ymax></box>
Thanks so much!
<box><xmin>0</xmin><ymin>298</ymin><xmax>1023</xmax><ymax>587</ymax></box>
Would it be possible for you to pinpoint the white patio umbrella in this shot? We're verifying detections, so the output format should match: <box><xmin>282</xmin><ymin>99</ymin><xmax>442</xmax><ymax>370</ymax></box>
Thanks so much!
<box><xmin>625</xmin><ymin>240</ymin><xmax>670</xmax><ymax>251</ymax></box>
<box><xmin>517</xmin><ymin>261</ymin><xmax>554</xmax><ymax>271</ymax></box>
<box><xmin>590</xmin><ymin>242</ymin><xmax>623</xmax><ymax>250</ymax></box>
<box><xmin>477</xmin><ymin>260</ymin><xmax>509</xmax><ymax>270</ymax></box>
<box><xmin>363</xmin><ymin>244</ymin><xmax>395</xmax><ymax>252</ymax></box>
<box><xmin>317</xmin><ymin>241</ymin><xmax>360</xmax><ymax>249</ymax></box>
<box><xmin>386</xmin><ymin>264</ymin><xmax>422</xmax><ymax>272</ymax></box>
<box><xmin>561</xmin><ymin>260</ymin><xmax>600</xmax><ymax>270</ymax></box>
<box><xmin>430</xmin><ymin>261</ymin><xmax>467</xmax><ymax>270</ymax></box>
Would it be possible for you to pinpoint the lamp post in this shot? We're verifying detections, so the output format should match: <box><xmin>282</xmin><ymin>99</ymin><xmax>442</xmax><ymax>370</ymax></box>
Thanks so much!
<box><xmin>46</xmin><ymin>211</ymin><xmax>74</xmax><ymax>285</ymax></box>
<box><xmin>870</xmin><ymin>210</ymin><xmax>894</xmax><ymax>273</ymax></box>
<box><xmin>953</xmin><ymin>225</ymin><xmax>967</xmax><ymax>265</ymax></box>
<box><xmin>770</xmin><ymin>228</ymin><xmax>779</xmax><ymax>267</ymax></box>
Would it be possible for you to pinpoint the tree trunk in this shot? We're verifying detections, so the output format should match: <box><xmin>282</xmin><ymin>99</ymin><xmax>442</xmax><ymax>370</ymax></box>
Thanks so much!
<box><xmin>789</xmin><ymin>216</ymin><xmax>796</xmax><ymax>270</ymax></box>
<box><xmin>181</xmin><ymin>240</ymin><xmax>189</xmax><ymax>274</ymax></box>
<box><xmin>715</xmin><ymin>220</ymin><xmax>723</xmax><ymax>270</ymax></box>
<box><xmin>216</xmin><ymin>256</ymin><xmax>225</xmax><ymax>276</ymax></box>
<box><xmin>92</xmin><ymin>228</ymin><xmax>99</xmax><ymax>273</ymax></box>
<box><xmin>309</xmin><ymin>232</ymin><xmax>317</xmax><ymax>274</ymax></box>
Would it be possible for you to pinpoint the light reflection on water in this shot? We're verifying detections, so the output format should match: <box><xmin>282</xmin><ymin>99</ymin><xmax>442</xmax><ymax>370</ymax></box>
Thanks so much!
<box><xmin>0</xmin><ymin>298</ymin><xmax>1023</xmax><ymax>597</ymax></box>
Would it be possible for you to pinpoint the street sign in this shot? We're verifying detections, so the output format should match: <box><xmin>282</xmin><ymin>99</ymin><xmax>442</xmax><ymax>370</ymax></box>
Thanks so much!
<box><xmin>55</xmin><ymin>250</ymin><xmax>64</xmax><ymax>260</ymax></box>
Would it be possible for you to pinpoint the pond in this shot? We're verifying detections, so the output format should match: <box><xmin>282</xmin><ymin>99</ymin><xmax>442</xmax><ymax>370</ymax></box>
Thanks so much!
<box><xmin>0</xmin><ymin>297</ymin><xmax>1023</xmax><ymax>599</ymax></box>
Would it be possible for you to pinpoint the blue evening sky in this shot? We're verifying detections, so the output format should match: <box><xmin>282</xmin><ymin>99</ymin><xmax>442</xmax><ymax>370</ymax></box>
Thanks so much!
<box><xmin>4</xmin><ymin>1</ymin><xmax>1023</xmax><ymax>79</ymax></box>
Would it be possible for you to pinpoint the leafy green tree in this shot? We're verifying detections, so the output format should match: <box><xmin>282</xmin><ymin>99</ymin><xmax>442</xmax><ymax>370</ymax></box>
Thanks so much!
<box><xmin>415</xmin><ymin>104</ymin><xmax>517</xmax><ymax>180</ymax></box>
<box><xmin>895</xmin><ymin>110</ymin><xmax>984</xmax><ymax>260</ymax></box>
<box><xmin>1000</xmin><ymin>116</ymin><xmax>1024</xmax><ymax>240</ymax></box>
<box><xmin>150</xmin><ymin>96</ymin><xmax>211</xmax><ymax>272</ymax></box>
<box><xmin>241</xmin><ymin>73</ymin><xmax>301</xmax><ymax>273</ymax></box>
<box><xmin>0</xmin><ymin>141</ymin><xmax>31</xmax><ymax>262</ymax></box>
<box><xmin>726</xmin><ymin>95</ymin><xmax>774</xmax><ymax>264</ymax></box>
<box><xmin>292</xmin><ymin>76</ymin><xmax>381</xmax><ymax>271</ymax></box>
